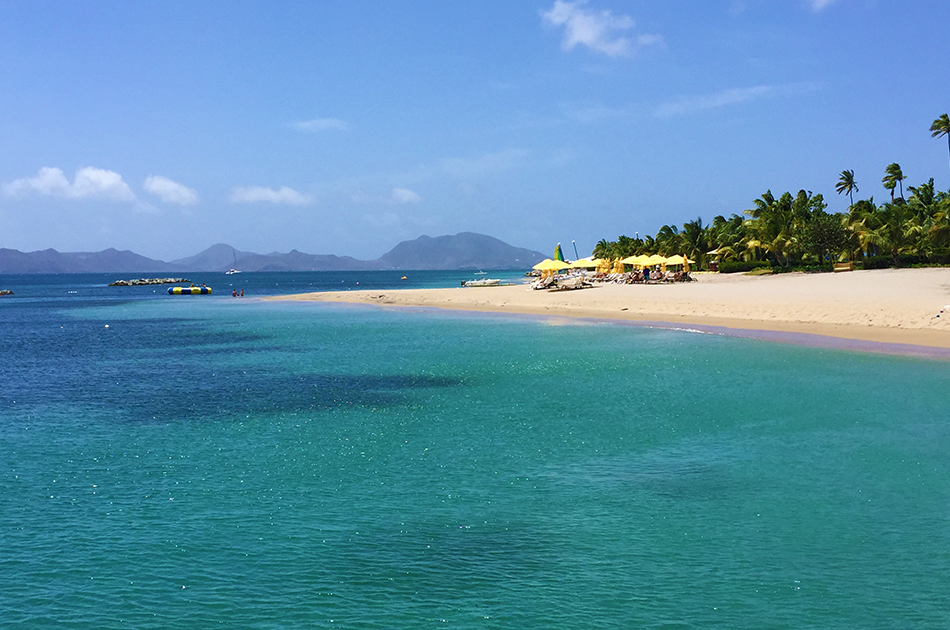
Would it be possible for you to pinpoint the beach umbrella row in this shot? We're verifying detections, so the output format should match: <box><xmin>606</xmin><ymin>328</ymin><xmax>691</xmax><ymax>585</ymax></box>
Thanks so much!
<box><xmin>533</xmin><ymin>254</ymin><xmax>694</xmax><ymax>274</ymax></box>
<box><xmin>620</xmin><ymin>254</ymin><xmax>695</xmax><ymax>267</ymax></box>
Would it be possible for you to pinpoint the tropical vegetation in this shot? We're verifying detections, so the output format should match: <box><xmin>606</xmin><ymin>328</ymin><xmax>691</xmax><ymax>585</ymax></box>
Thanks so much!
<box><xmin>593</xmin><ymin>114</ymin><xmax>950</xmax><ymax>271</ymax></box>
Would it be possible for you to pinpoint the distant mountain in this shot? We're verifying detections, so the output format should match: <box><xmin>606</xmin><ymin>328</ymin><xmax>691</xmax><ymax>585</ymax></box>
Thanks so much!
<box><xmin>228</xmin><ymin>250</ymin><xmax>380</xmax><ymax>272</ymax></box>
<box><xmin>378</xmin><ymin>232</ymin><xmax>545</xmax><ymax>270</ymax></box>
<box><xmin>170</xmin><ymin>243</ymin><xmax>252</xmax><ymax>271</ymax></box>
<box><xmin>0</xmin><ymin>247</ymin><xmax>176</xmax><ymax>274</ymax></box>
<box><xmin>0</xmin><ymin>233</ymin><xmax>546</xmax><ymax>274</ymax></box>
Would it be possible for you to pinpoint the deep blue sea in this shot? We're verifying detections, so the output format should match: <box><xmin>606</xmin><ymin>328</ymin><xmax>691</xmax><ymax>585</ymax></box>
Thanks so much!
<box><xmin>2</xmin><ymin>271</ymin><xmax>949</xmax><ymax>629</ymax></box>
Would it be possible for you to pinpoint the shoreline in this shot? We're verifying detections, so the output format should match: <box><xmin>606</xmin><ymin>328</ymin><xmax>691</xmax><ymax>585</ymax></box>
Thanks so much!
<box><xmin>266</xmin><ymin>268</ymin><xmax>950</xmax><ymax>356</ymax></box>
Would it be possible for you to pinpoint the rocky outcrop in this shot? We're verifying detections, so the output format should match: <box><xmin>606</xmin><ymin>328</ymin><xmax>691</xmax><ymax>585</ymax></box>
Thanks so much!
<box><xmin>109</xmin><ymin>278</ymin><xmax>191</xmax><ymax>286</ymax></box>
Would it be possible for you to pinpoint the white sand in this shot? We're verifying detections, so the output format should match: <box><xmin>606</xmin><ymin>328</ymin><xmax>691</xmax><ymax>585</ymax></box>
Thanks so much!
<box><xmin>268</xmin><ymin>268</ymin><xmax>950</xmax><ymax>350</ymax></box>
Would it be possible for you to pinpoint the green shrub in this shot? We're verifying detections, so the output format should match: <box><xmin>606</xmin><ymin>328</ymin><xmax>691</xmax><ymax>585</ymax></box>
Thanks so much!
<box><xmin>857</xmin><ymin>254</ymin><xmax>950</xmax><ymax>269</ymax></box>
<box><xmin>718</xmin><ymin>260</ymin><xmax>772</xmax><ymax>274</ymax></box>
<box><xmin>861</xmin><ymin>256</ymin><xmax>892</xmax><ymax>269</ymax></box>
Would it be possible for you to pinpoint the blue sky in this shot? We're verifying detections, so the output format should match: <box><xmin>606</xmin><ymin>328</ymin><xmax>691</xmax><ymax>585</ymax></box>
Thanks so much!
<box><xmin>1</xmin><ymin>0</ymin><xmax>947</xmax><ymax>261</ymax></box>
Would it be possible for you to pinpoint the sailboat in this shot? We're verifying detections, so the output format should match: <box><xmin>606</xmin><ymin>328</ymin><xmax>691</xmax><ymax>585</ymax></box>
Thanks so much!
<box><xmin>225</xmin><ymin>248</ymin><xmax>241</xmax><ymax>274</ymax></box>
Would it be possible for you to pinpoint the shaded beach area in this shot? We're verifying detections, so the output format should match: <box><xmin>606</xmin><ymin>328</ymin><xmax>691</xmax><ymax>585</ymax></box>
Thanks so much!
<box><xmin>270</xmin><ymin>268</ymin><xmax>950</xmax><ymax>355</ymax></box>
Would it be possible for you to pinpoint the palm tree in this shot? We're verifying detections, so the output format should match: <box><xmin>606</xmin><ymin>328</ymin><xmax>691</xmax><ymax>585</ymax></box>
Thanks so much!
<box><xmin>882</xmin><ymin>163</ymin><xmax>906</xmax><ymax>202</ymax></box>
<box><xmin>847</xmin><ymin>198</ymin><xmax>880</xmax><ymax>260</ymax></box>
<box><xmin>680</xmin><ymin>217</ymin><xmax>709</xmax><ymax>268</ymax></box>
<box><xmin>873</xmin><ymin>202</ymin><xmax>915</xmax><ymax>262</ymax></box>
<box><xmin>931</xmin><ymin>114</ymin><xmax>950</xmax><ymax>181</ymax></box>
<box><xmin>835</xmin><ymin>170</ymin><xmax>858</xmax><ymax>208</ymax></box>
<box><xmin>592</xmin><ymin>239</ymin><xmax>613</xmax><ymax>260</ymax></box>
<box><xmin>929</xmin><ymin>198</ymin><xmax>950</xmax><ymax>250</ymax></box>
<box><xmin>654</xmin><ymin>224</ymin><xmax>682</xmax><ymax>256</ymax></box>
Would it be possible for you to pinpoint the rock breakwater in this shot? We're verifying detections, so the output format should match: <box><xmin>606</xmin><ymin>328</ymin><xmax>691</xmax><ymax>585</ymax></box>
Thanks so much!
<box><xmin>109</xmin><ymin>278</ymin><xmax>191</xmax><ymax>286</ymax></box>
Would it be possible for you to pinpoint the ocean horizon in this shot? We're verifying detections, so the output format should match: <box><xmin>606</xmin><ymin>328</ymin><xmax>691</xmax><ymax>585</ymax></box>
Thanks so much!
<box><xmin>2</xmin><ymin>271</ymin><xmax>949</xmax><ymax>628</ymax></box>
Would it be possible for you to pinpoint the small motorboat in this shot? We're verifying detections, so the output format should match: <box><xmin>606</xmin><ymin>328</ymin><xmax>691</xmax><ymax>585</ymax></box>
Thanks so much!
<box><xmin>462</xmin><ymin>278</ymin><xmax>502</xmax><ymax>287</ymax></box>
<box><xmin>168</xmin><ymin>286</ymin><xmax>212</xmax><ymax>295</ymax></box>
<box><xmin>225</xmin><ymin>268</ymin><xmax>241</xmax><ymax>275</ymax></box>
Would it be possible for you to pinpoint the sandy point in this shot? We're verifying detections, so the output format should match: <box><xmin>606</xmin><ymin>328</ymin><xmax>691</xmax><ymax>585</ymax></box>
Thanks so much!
<box><xmin>267</xmin><ymin>268</ymin><xmax>950</xmax><ymax>354</ymax></box>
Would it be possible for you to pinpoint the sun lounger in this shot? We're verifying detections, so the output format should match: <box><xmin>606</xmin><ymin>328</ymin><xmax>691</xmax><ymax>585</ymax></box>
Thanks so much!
<box><xmin>549</xmin><ymin>276</ymin><xmax>591</xmax><ymax>291</ymax></box>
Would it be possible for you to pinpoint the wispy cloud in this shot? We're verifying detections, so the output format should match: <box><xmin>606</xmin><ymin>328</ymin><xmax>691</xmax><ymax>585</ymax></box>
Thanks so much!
<box><xmin>654</xmin><ymin>85</ymin><xmax>775</xmax><ymax>118</ymax></box>
<box><xmin>352</xmin><ymin>187</ymin><xmax>423</xmax><ymax>205</ymax></box>
<box><xmin>229</xmin><ymin>185</ymin><xmax>312</xmax><ymax>205</ymax></box>
<box><xmin>291</xmin><ymin>117</ymin><xmax>349</xmax><ymax>132</ymax></box>
<box><xmin>563</xmin><ymin>101</ymin><xmax>629</xmax><ymax>123</ymax></box>
<box><xmin>540</xmin><ymin>1</ymin><xmax>662</xmax><ymax>57</ymax></box>
<box><xmin>439</xmin><ymin>149</ymin><xmax>528</xmax><ymax>178</ymax></box>
<box><xmin>2</xmin><ymin>166</ymin><xmax>136</xmax><ymax>202</ymax></box>
<box><xmin>805</xmin><ymin>0</ymin><xmax>836</xmax><ymax>11</ymax></box>
<box><xmin>654</xmin><ymin>83</ymin><xmax>820</xmax><ymax>118</ymax></box>
<box><xmin>143</xmin><ymin>175</ymin><xmax>198</xmax><ymax>205</ymax></box>
<box><xmin>391</xmin><ymin>188</ymin><xmax>422</xmax><ymax>204</ymax></box>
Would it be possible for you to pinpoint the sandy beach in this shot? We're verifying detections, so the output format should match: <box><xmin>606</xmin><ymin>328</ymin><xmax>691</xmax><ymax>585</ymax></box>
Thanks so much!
<box><xmin>269</xmin><ymin>268</ymin><xmax>950</xmax><ymax>352</ymax></box>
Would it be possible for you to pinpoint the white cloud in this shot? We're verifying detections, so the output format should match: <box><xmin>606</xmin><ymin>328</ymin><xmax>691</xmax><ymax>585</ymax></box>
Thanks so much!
<box><xmin>351</xmin><ymin>187</ymin><xmax>423</xmax><ymax>205</ymax></box>
<box><xmin>540</xmin><ymin>1</ymin><xmax>661</xmax><ymax>57</ymax></box>
<box><xmin>654</xmin><ymin>85</ymin><xmax>775</xmax><ymax>118</ymax></box>
<box><xmin>3</xmin><ymin>166</ymin><xmax>136</xmax><ymax>201</ymax></box>
<box><xmin>806</xmin><ymin>0</ymin><xmax>836</xmax><ymax>11</ymax></box>
<box><xmin>229</xmin><ymin>185</ymin><xmax>312</xmax><ymax>205</ymax></box>
<box><xmin>132</xmin><ymin>199</ymin><xmax>161</xmax><ymax>215</ymax></box>
<box><xmin>291</xmin><ymin>118</ymin><xmax>349</xmax><ymax>132</ymax></box>
<box><xmin>391</xmin><ymin>187</ymin><xmax>422</xmax><ymax>204</ymax></box>
<box><xmin>143</xmin><ymin>175</ymin><xmax>199</xmax><ymax>205</ymax></box>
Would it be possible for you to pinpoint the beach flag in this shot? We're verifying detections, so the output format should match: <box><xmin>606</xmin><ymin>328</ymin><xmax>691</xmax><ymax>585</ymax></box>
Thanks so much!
<box><xmin>554</xmin><ymin>243</ymin><xmax>564</xmax><ymax>261</ymax></box>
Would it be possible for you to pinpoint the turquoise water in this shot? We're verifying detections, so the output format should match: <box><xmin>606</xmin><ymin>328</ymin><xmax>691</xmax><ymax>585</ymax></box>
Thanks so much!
<box><xmin>2</xmin><ymin>273</ymin><xmax>949</xmax><ymax>628</ymax></box>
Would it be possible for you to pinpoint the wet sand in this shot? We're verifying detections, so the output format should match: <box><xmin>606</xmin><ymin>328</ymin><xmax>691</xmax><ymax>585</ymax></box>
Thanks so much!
<box><xmin>268</xmin><ymin>268</ymin><xmax>950</xmax><ymax>354</ymax></box>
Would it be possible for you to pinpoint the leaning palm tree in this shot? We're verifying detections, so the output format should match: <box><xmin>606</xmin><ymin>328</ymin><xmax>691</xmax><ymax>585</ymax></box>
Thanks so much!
<box><xmin>835</xmin><ymin>170</ymin><xmax>858</xmax><ymax>208</ymax></box>
<box><xmin>882</xmin><ymin>163</ymin><xmax>905</xmax><ymax>202</ymax></box>
<box><xmin>592</xmin><ymin>239</ymin><xmax>613</xmax><ymax>260</ymax></box>
<box><xmin>931</xmin><ymin>114</ymin><xmax>950</xmax><ymax>181</ymax></box>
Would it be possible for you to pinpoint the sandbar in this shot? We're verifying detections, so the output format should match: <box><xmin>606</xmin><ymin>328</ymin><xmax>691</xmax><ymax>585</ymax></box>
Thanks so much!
<box><xmin>268</xmin><ymin>268</ymin><xmax>950</xmax><ymax>354</ymax></box>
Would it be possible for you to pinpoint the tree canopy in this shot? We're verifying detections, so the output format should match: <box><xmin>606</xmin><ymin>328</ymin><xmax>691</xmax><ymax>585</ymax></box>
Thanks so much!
<box><xmin>590</xmin><ymin>115</ymin><xmax>950</xmax><ymax>271</ymax></box>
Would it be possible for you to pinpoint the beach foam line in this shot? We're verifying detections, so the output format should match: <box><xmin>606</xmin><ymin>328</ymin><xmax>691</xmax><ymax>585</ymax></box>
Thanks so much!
<box><xmin>266</xmin><ymin>268</ymin><xmax>950</xmax><ymax>355</ymax></box>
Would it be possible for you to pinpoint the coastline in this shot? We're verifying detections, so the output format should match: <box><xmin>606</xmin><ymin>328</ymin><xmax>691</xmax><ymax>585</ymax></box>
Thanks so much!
<box><xmin>267</xmin><ymin>268</ymin><xmax>950</xmax><ymax>354</ymax></box>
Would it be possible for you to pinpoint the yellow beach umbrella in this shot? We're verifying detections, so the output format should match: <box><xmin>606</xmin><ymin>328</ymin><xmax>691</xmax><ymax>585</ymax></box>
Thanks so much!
<box><xmin>642</xmin><ymin>254</ymin><xmax>667</xmax><ymax>266</ymax></box>
<box><xmin>569</xmin><ymin>257</ymin><xmax>599</xmax><ymax>269</ymax></box>
<box><xmin>533</xmin><ymin>258</ymin><xmax>571</xmax><ymax>271</ymax></box>
<box><xmin>621</xmin><ymin>254</ymin><xmax>649</xmax><ymax>267</ymax></box>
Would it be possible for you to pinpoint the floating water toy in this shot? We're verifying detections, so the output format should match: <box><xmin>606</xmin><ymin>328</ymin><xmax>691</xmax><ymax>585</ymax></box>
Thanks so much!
<box><xmin>168</xmin><ymin>286</ymin><xmax>212</xmax><ymax>295</ymax></box>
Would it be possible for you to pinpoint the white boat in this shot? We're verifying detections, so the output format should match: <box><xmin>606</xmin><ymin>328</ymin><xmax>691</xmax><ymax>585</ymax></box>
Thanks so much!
<box><xmin>225</xmin><ymin>249</ymin><xmax>241</xmax><ymax>274</ymax></box>
<box><xmin>463</xmin><ymin>278</ymin><xmax>502</xmax><ymax>287</ymax></box>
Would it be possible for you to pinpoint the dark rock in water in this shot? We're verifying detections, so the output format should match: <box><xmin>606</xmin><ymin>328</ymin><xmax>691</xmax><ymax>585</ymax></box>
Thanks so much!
<box><xmin>0</xmin><ymin>289</ymin><xmax>13</xmax><ymax>296</ymax></box>
<box><xmin>109</xmin><ymin>278</ymin><xmax>191</xmax><ymax>286</ymax></box>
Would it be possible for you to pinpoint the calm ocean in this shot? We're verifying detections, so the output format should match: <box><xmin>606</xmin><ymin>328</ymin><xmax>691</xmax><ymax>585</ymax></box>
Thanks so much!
<box><xmin>2</xmin><ymin>272</ymin><xmax>949</xmax><ymax>629</ymax></box>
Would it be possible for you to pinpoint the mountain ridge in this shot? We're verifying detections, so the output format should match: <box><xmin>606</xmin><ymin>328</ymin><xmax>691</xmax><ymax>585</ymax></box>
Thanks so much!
<box><xmin>0</xmin><ymin>233</ymin><xmax>547</xmax><ymax>274</ymax></box>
